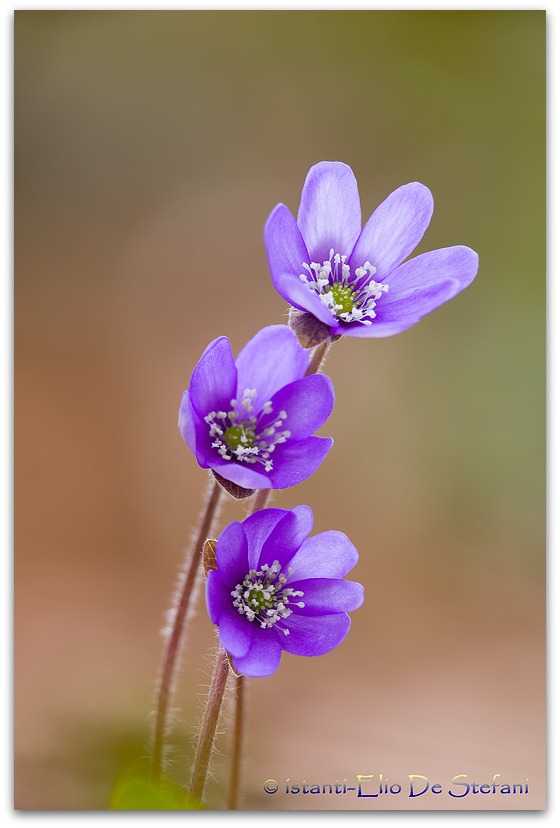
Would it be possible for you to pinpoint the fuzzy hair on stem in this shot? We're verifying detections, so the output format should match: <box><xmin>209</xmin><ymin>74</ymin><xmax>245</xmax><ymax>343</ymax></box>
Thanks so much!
<box><xmin>150</xmin><ymin>476</ymin><xmax>223</xmax><ymax>782</ymax></box>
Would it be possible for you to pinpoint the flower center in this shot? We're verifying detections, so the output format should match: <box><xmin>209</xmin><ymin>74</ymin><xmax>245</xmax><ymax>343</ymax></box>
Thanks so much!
<box><xmin>204</xmin><ymin>389</ymin><xmax>290</xmax><ymax>473</ymax></box>
<box><xmin>299</xmin><ymin>248</ymin><xmax>389</xmax><ymax>326</ymax></box>
<box><xmin>329</xmin><ymin>283</ymin><xmax>356</xmax><ymax>315</ymax></box>
<box><xmin>224</xmin><ymin>423</ymin><xmax>256</xmax><ymax>452</ymax></box>
<box><xmin>231</xmin><ymin>560</ymin><xmax>305</xmax><ymax>635</ymax></box>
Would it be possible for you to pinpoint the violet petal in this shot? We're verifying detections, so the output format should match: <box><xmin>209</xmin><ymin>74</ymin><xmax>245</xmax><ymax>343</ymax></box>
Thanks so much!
<box><xmin>287</xmin><ymin>578</ymin><xmax>364</xmax><ymax>616</ymax></box>
<box><xmin>350</xmin><ymin>182</ymin><xmax>434</xmax><ymax>279</ymax></box>
<box><xmin>215</xmin><ymin>521</ymin><xmax>249</xmax><ymax>585</ymax></box>
<box><xmin>381</xmin><ymin>245</ymin><xmax>479</xmax><ymax>311</ymax></box>
<box><xmin>206</xmin><ymin>569</ymin><xmax>231</xmax><ymax>625</ymax></box>
<box><xmin>265</xmin><ymin>203</ymin><xmax>310</xmax><ymax>279</ymax></box>
<box><xmin>209</xmin><ymin>458</ymin><xmax>272</xmax><ymax>490</ymax></box>
<box><xmin>188</xmin><ymin>336</ymin><xmax>237</xmax><ymax>419</ymax></box>
<box><xmin>178</xmin><ymin>390</ymin><xmax>198</xmax><ymax>456</ymax></box>
<box><xmin>258</xmin><ymin>505</ymin><xmax>314</xmax><ymax>570</ymax></box>
<box><xmin>235</xmin><ymin>325</ymin><xmax>308</xmax><ymax>413</ymax></box>
<box><xmin>272</xmin><ymin>272</ymin><xmax>338</xmax><ymax>326</ymax></box>
<box><xmin>242</xmin><ymin>508</ymin><xmax>290</xmax><ymax>571</ymax></box>
<box><xmin>281</xmin><ymin>613</ymin><xmax>351</xmax><ymax>656</ymax></box>
<box><xmin>218</xmin><ymin>608</ymin><xmax>256</xmax><ymax>658</ymax></box>
<box><xmin>338</xmin><ymin>319</ymin><xmax>425</xmax><ymax>338</ymax></box>
<box><xmin>268</xmin><ymin>374</ymin><xmax>335</xmax><ymax>440</ymax></box>
<box><xmin>232</xmin><ymin>628</ymin><xmax>283</xmax><ymax>678</ymax></box>
<box><xmin>288</xmin><ymin>530</ymin><xmax>359</xmax><ymax>581</ymax></box>
<box><xmin>297</xmin><ymin>161</ymin><xmax>362</xmax><ymax>262</ymax></box>
<box><xmin>267</xmin><ymin>436</ymin><xmax>333</xmax><ymax>489</ymax></box>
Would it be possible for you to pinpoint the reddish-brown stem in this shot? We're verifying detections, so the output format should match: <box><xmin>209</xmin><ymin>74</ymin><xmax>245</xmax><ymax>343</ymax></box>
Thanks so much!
<box><xmin>150</xmin><ymin>478</ymin><xmax>222</xmax><ymax>782</ymax></box>
<box><xmin>225</xmin><ymin>488</ymin><xmax>271</xmax><ymax>808</ymax></box>
<box><xmin>306</xmin><ymin>338</ymin><xmax>333</xmax><ymax>376</ymax></box>
<box><xmin>227</xmin><ymin>674</ymin><xmax>246</xmax><ymax>810</ymax></box>
<box><xmin>189</xmin><ymin>646</ymin><xmax>230</xmax><ymax>802</ymax></box>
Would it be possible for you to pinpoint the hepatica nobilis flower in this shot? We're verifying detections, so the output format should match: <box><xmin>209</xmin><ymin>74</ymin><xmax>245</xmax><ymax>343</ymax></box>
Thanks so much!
<box><xmin>206</xmin><ymin>506</ymin><xmax>364</xmax><ymax>677</ymax></box>
<box><xmin>178</xmin><ymin>325</ymin><xmax>335</xmax><ymax>490</ymax></box>
<box><xmin>265</xmin><ymin>161</ymin><xmax>479</xmax><ymax>338</ymax></box>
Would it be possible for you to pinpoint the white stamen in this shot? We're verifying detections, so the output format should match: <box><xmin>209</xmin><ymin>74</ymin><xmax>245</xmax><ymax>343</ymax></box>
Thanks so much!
<box><xmin>205</xmin><ymin>392</ymin><xmax>291</xmax><ymax>473</ymax></box>
<box><xmin>231</xmin><ymin>559</ymin><xmax>305</xmax><ymax>632</ymax></box>
<box><xmin>297</xmin><ymin>249</ymin><xmax>389</xmax><ymax>326</ymax></box>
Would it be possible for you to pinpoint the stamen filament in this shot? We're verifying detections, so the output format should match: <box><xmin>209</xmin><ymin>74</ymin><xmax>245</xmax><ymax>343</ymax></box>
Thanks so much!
<box><xmin>299</xmin><ymin>248</ymin><xmax>389</xmax><ymax>325</ymax></box>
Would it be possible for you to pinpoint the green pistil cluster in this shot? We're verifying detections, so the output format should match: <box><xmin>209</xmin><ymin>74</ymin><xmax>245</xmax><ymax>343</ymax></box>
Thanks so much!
<box><xmin>205</xmin><ymin>389</ymin><xmax>290</xmax><ymax>472</ymax></box>
<box><xmin>231</xmin><ymin>560</ymin><xmax>305</xmax><ymax>631</ymax></box>
<box><xmin>224</xmin><ymin>423</ymin><xmax>256</xmax><ymax>452</ymax></box>
<box><xmin>299</xmin><ymin>249</ymin><xmax>389</xmax><ymax>325</ymax></box>
<box><xmin>247</xmin><ymin>587</ymin><xmax>274</xmax><ymax>613</ymax></box>
<box><xmin>329</xmin><ymin>283</ymin><xmax>356</xmax><ymax>315</ymax></box>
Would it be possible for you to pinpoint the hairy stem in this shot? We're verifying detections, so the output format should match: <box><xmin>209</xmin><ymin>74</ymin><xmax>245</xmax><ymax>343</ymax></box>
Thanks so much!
<box><xmin>250</xmin><ymin>487</ymin><xmax>272</xmax><ymax>513</ymax></box>
<box><xmin>150</xmin><ymin>478</ymin><xmax>222</xmax><ymax>782</ymax></box>
<box><xmin>306</xmin><ymin>337</ymin><xmax>334</xmax><ymax>376</ymax></box>
<box><xmin>189</xmin><ymin>646</ymin><xmax>230</xmax><ymax>802</ymax></box>
<box><xmin>227</xmin><ymin>674</ymin><xmax>246</xmax><ymax>810</ymax></box>
<box><xmin>226</xmin><ymin>487</ymin><xmax>271</xmax><ymax>809</ymax></box>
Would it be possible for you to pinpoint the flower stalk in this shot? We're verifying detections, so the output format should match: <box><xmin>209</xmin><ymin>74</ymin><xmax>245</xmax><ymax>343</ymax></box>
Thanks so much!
<box><xmin>150</xmin><ymin>478</ymin><xmax>223</xmax><ymax>782</ymax></box>
<box><xmin>189</xmin><ymin>646</ymin><xmax>231</xmax><ymax>803</ymax></box>
<box><xmin>306</xmin><ymin>338</ymin><xmax>335</xmax><ymax>376</ymax></box>
<box><xmin>227</xmin><ymin>674</ymin><xmax>246</xmax><ymax>810</ymax></box>
<box><xmin>223</xmin><ymin>486</ymin><xmax>271</xmax><ymax>809</ymax></box>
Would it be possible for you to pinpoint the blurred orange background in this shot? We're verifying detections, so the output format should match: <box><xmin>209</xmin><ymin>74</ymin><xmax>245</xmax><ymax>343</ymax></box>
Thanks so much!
<box><xmin>14</xmin><ymin>10</ymin><xmax>545</xmax><ymax>810</ymax></box>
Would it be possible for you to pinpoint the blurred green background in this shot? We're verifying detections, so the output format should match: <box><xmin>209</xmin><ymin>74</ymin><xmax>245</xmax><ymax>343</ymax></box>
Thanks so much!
<box><xmin>15</xmin><ymin>10</ymin><xmax>545</xmax><ymax>811</ymax></box>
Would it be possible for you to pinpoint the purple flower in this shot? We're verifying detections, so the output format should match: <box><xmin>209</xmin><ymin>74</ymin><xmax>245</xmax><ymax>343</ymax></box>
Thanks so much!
<box><xmin>178</xmin><ymin>325</ymin><xmax>335</xmax><ymax>490</ymax></box>
<box><xmin>206</xmin><ymin>507</ymin><xmax>364</xmax><ymax>677</ymax></box>
<box><xmin>265</xmin><ymin>161</ymin><xmax>479</xmax><ymax>338</ymax></box>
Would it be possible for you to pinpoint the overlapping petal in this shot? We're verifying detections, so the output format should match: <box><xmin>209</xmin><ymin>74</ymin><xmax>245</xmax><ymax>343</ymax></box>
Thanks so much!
<box><xmin>268</xmin><ymin>374</ymin><xmax>334</xmax><ymax>441</ymax></box>
<box><xmin>178</xmin><ymin>393</ymin><xmax>223</xmax><ymax>469</ymax></box>
<box><xmin>217</xmin><ymin>609</ymin><xmax>255</xmax><ymax>659</ymax></box>
<box><xmin>206</xmin><ymin>570</ymin><xmax>230</xmax><ymax>625</ymax></box>
<box><xmin>349</xmin><ymin>182</ymin><xmax>434</xmax><ymax>279</ymax></box>
<box><xmin>380</xmin><ymin>245</ymin><xmax>479</xmax><ymax>309</ymax></box>
<box><xmin>281</xmin><ymin>613</ymin><xmax>351</xmax><ymax>656</ymax></box>
<box><xmin>288</xmin><ymin>530</ymin><xmax>359</xmax><ymax>581</ymax></box>
<box><xmin>215</xmin><ymin>521</ymin><xmax>249</xmax><ymax>585</ymax></box>
<box><xmin>341</xmin><ymin>246</ymin><xmax>480</xmax><ymax>338</ymax></box>
<box><xmin>242</xmin><ymin>508</ymin><xmax>290</xmax><ymax>570</ymax></box>
<box><xmin>235</xmin><ymin>325</ymin><xmax>308</xmax><ymax>413</ymax></box>
<box><xmin>271</xmin><ymin>272</ymin><xmax>337</xmax><ymax>326</ymax></box>
<box><xmin>178</xmin><ymin>391</ymin><xmax>198</xmax><ymax>456</ymax></box>
<box><xmin>209</xmin><ymin>458</ymin><xmax>273</xmax><ymax>490</ymax></box>
<box><xmin>259</xmin><ymin>505</ymin><xmax>314</xmax><ymax>570</ymax></box>
<box><xmin>232</xmin><ymin>628</ymin><xmax>283</xmax><ymax>678</ymax></box>
<box><xmin>286</xmin><ymin>578</ymin><xmax>364</xmax><ymax>616</ymax></box>
<box><xmin>297</xmin><ymin>161</ymin><xmax>362</xmax><ymax>261</ymax></box>
<box><xmin>188</xmin><ymin>336</ymin><xmax>237</xmax><ymax>418</ymax></box>
<box><xmin>267</xmin><ymin>436</ymin><xmax>334</xmax><ymax>489</ymax></box>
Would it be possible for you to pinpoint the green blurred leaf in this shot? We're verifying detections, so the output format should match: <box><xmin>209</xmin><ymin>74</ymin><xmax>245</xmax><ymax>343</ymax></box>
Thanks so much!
<box><xmin>110</xmin><ymin>763</ymin><xmax>203</xmax><ymax>810</ymax></box>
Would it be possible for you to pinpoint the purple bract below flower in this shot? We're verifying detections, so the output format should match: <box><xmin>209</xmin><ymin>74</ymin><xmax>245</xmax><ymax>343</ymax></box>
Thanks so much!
<box><xmin>206</xmin><ymin>506</ymin><xmax>364</xmax><ymax>677</ymax></box>
<box><xmin>264</xmin><ymin>161</ymin><xmax>479</xmax><ymax>338</ymax></box>
<box><xmin>178</xmin><ymin>325</ymin><xmax>335</xmax><ymax>490</ymax></box>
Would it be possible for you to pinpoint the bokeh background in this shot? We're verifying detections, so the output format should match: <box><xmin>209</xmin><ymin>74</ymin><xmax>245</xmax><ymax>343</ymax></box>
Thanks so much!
<box><xmin>14</xmin><ymin>10</ymin><xmax>545</xmax><ymax>811</ymax></box>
